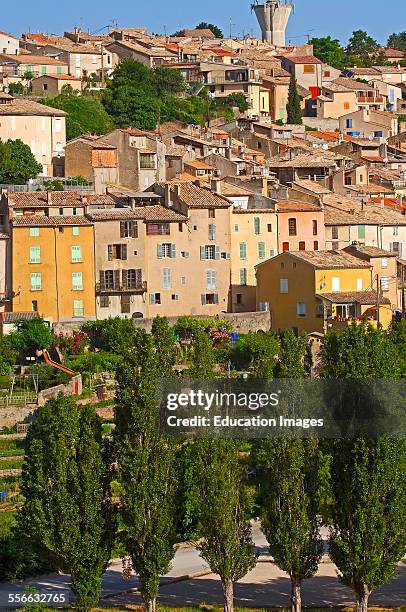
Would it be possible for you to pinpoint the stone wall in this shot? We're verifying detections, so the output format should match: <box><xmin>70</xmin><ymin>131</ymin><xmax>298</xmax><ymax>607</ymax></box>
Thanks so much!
<box><xmin>132</xmin><ymin>311</ymin><xmax>271</xmax><ymax>333</ymax></box>
<box><xmin>0</xmin><ymin>405</ymin><xmax>36</xmax><ymax>430</ymax></box>
<box><xmin>37</xmin><ymin>375</ymin><xmax>82</xmax><ymax>406</ymax></box>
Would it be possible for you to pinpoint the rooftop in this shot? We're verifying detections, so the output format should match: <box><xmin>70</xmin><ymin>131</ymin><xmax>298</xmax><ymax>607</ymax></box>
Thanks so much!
<box><xmin>317</xmin><ymin>290</ymin><xmax>390</xmax><ymax>305</ymax></box>
<box><xmin>176</xmin><ymin>182</ymin><xmax>231</xmax><ymax>209</ymax></box>
<box><xmin>0</xmin><ymin>98</ymin><xmax>66</xmax><ymax>117</ymax></box>
<box><xmin>86</xmin><ymin>205</ymin><xmax>187</xmax><ymax>223</ymax></box>
<box><xmin>276</xmin><ymin>199</ymin><xmax>323</xmax><ymax>213</ymax></box>
<box><xmin>287</xmin><ymin>250</ymin><xmax>371</xmax><ymax>269</ymax></box>
<box><xmin>11</xmin><ymin>215</ymin><xmax>92</xmax><ymax>227</ymax></box>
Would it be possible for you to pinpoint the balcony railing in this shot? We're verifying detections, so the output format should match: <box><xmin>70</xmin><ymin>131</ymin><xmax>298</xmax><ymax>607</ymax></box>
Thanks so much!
<box><xmin>96</xmin><ymin>281</ymin><xmax>147</xmax><ymax>294</ymax></box>
<box><xmin>357</xmin><ymin>96</ymin><xmax>384</xmax><ymax>103</ymax></box>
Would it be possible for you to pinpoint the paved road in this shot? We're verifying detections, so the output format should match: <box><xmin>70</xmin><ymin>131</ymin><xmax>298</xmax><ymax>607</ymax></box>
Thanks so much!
<box><xmin>1</xmin><ymin>523</ymin><xmax>406</xmax><ymax>608</ymax></box>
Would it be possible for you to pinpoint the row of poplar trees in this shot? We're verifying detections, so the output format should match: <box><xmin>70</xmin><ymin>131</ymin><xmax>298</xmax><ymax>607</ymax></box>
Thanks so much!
<box><xmin>19</xmin><ymin>318</ymin><xmax>406</xmax><ymax>612</ymax></box>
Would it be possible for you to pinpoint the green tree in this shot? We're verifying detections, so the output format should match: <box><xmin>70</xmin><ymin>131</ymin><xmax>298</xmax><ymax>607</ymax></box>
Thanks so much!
<box><xmin>0</xmin><ymin>139</ymin><xmax>42</xmax><ymax>184</ymax></box>
<box><xmin>20</xmin><ymin>397</ymin><xmax>114</xmax><ymax>611</ymax></box>
<box><xmin>257</xmin><ymin>439</ymin><xmax>324</xmax><ymax>612</ymax></box>
<box><xmin>8</xmin><ymin>82</ymin><xmax>24</xmax><ymax>95</ymax></box>
<box><xmin>286</xmin><ymin>75</ymin><xmax>302</xmax><ymax>125</ymax></box>
<box><xmin>322</xmin><ymin>323</ymin><xmax>406</xmax><ymax>612</ymax></box>
<box><xmin>114</xmin><ymin>329</ymin><xmax>178</xmax><ymax>612</ymax></box>
<box><xmin>195</xmin><ymin>22</ymin><xmax>223</xmax><ymax>38</ymax></box>
<box><xmin>151</xmin><ymin>316</ymin><xmax>177</xmax><ymax>375</ymax></box>
<box><xmin>231</xmin><ymin>332</ymin><xmax>279</xmax><ymax>378</ymax></box>
<box><xmin>330</xmin><ymin>438</ymin><xmax>406</xmax><ymax>612</ymax></box>
<box><xmin>192</xmin><ymin>439</ymin><xmax>256</xmax><ymax>612</ymax></box>
<box><xmin>311</xmin><ymin>36</ymin><xmax>346</xmax><ymax>69</ymax></box>
<box><xmin>153</xmin><ymin>66</ymin><xmax>187</xmax><ymax>97</ymax></box>
<box><xmin>43</xmin><ymin>90</ymin><xmax>114</xmax><ymax>140</ymax></box>
<box><xmin>346</xmin><ymin>30</ymin><xmax>380</xmax><ymax>67</ymax></box>
<box><xmin>274</xmin><ymin>330</ymin><xmax>307</xmax><ymax>378</ymax></box>
<box><xmin>187</xmin><ymin>329</ymin><xmax>215</xmax><ymax>378</ymax></box>
<box><xmin>9</xmin><ymin>318</ymin><xmax>53</xmax><ymax>355</ymax></box>
<box><xmin>387</xmin><ymin>31</ymin><xmax>406</xmax><ymax>51</ymax></box>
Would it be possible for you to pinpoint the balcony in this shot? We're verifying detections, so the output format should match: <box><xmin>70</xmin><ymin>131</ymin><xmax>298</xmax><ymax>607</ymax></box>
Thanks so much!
<box><xmin>357</xmin><ymin>96</ymin><xmax>384</xmax><ymax>104</ymax></box>
<box><xmin>96</xmin><ymin>281</ymin><xmax>147</xmax><ymax>294</ymax></box>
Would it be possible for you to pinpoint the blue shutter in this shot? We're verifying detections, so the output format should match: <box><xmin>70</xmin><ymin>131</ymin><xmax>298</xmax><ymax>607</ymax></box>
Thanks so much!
<box><xmin>214</xmin><ymin>294</ymin><xmax>219</xmax><ymax>305</ymax></box>
<box><xmin>150</xmin><ymin>294</ymin><xmax>155</xmax><ymax>304</ymax></box>
<box><xmin>170</xmin><ymin>244</ymin><xmax>176</xmax><ymax>258</ymax></box>
<box><xmin>201</xmin><ymin>294</ymin><xmax>206</xmax><ymax>305</ymax></box>
<box><xmin>157</xmin><ymin>244</ymin><xmax>162</xmax><ymax>258</ymax></box>
<box><xmin>200</xmin><ymin>246</ymin><xmax>206</xmax><ymax>260</ymax></box>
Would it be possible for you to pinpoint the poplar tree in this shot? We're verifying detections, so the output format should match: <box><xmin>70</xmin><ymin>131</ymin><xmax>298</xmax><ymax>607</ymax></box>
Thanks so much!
<box><xmin>114</xmin><ymin>329</ymin><xmax>177</xmax><ymax>612</ymax></box>
<box><xmin>286</xmin><ymin>75</ymin><xmax>302</xmax><ymax>125</ymax></box>
<box><xmin>322</xmin><ymin>323</ymin><xmax>406</xmax><ymax>612</ymax></box>
<box><xmin>151</xmin><ymin>315</ymin><xmax>177</xmax><ymax>375</ymax></box>
<box><xmin>20</xmin><ymin>396</ymin><xmax>114</xmax><ymax>612</ymax></box>
<box><xmin>187</xmin><ymin>329</ymin><xmax>215</xmax><ymax>378</ymax></box>
<box><xmin>192</xmin><ymin>438</ymin><xmax>256</xmax><ymax>612</ymax></box>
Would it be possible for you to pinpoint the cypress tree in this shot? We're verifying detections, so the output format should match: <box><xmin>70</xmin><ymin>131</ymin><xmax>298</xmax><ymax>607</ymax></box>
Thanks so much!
<box><xmin>322</xmin><ymin>323</ymin><xmax>406</xmax><ymax>611</ymax></box>
<box><xmin>151</xmin><ymin>315</ymin><xmax>177</xmax><ymax>375</ymax></box>
<box><xmin>20</xmin><ymin>396</ymin><xmax>114</xmax><ymax>612</ymax></box>
<box><xmin>187</xmin><ymin>329</ymin><xmax>215</xmax><ymax>378</ymax></box>
<box><xmin>286</xmin><ymin>75</ymin><xmax>303</xmax><ymax>125</ymax></box>
<box><xmin>114</xmin><ymin>329</ymin><xmax>177</xmax><ymax>612</ymax></box>
<box><xmin>192</xmin><ymin>438</ymin><xmax>256</xmax><ymax>612</ymax></box>
<box><xmin>257</xmin><ymin>438</ymin><xmax>324</xmax><ymax>612</ymax></box>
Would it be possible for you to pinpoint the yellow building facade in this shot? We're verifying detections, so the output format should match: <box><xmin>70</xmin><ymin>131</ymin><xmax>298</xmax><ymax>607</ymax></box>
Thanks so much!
<box><xmin>12</xmin><ymin>217</ymin><xmax>96</xmax><ymax>324</ymax></box>
<box><xmin>230</xmin><ymin>208</ymin><xmax>278</xmax><ymax>312</ymax></box>
<box><xmin>256</xmin><ymin>250</ymin><xmax>392</xmax><ymax>334</ymax></box>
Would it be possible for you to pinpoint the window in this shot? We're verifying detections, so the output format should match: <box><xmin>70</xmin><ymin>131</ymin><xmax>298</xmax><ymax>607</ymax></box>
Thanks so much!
<box><xmin>240</xmin><ymin>268</ymin><xmax>248</xmax><ymax>285</ymax></box>
<box><xmin>288</xmin><ymin>218</ymin><xmax>297</xmax><ymax>236</ymax></box>
<box><xmin>100</xmin><ymin>270</ymin><xmax>115</xmax><ymax>289</ymax></box>
<box><xmin>267</xmin><ymin>223</ymin><xmax>272</xmax><ymax>232</ymax></box>
<box><xmin>258</xmin><ymin>242</ymin><xmax>266</xmax><ymax>259</ymax></box>
<box><xmin>72</xmin><ymin>226</ymin><xmax>79</xmax><ymax>236</ymax></box>
<box><xmin>181</xmin><ymin>251</ymin><xmax>190</xmax><ymax>258</ymax></box>
<box><xmin>121</xmin><ymin>295</ymin><xmax>131</xmax><ymax>314</ymax></box>
<box><xmin>171</xmin><ymin>294</ymin><xmax>179</xmax><ymax>301</ymax></box>
<box><xmin>391</xmin><ymin>242</ymin><xmax>402</xmax><ymax>256</ymax></box>
<box><xmin>381</xmin><ymin>258</ymin><xmax>388</xmax><ymax>269</ymax></box>
<box><xmin>201</xmin><ymin>293</ymin><xmax>219</xmax><ymax>305</ymax></box>
<box><xmin>150</xmin><ymin>293</ymin><xmax>161</xmax><ymax>304</ymax></box>
<box><xmin>120</xmin><ymin>221</ymin><xmax>137</xmax><ymax>238</ymax></box>
<box><xmin>147</xmin><ymin>223</ymin><xmax>170</xmax><ymax>235</ymax></box>
<box><xmin>332</xmin><ymin>277</ymin><xmax>340</xmax><ymax>292</ymax></box>
<box><xmin>313</xmin><ymin>241</ymin><xmax>319</xmax><ymax>251</ymax></box>
<box><xmin>280</xmin><ymin>278</ymin><xmax>288</xmax><ymax>294</ymax></box>
<box><xmin>29</xmin><ymin>246</ymin><xmax>41</xmax><ymax>264</ymax></box>
<box><xmin>312</xmin><ymin>220</ymin><xmax>318</xmax><ymax>236</ymax></box>
<box><xmin>331</xmin><ymin>226</ymin><xmax>339</xmax><ymax>240</ymax></box>
<box><xmin>206</xmin><ymin>270</ymin><xmax>217</xmax><ymax>290</ymax></box>
<box><xmin>100</xmin><ymin>295</ymin><xmax>110</xmax><ymax>308</ymax></box>
<box><xmin>236</xmin><ymin>294</ymin><xmax>243</xmax><ymax>305</ymax></box>
<box><xmin>381</xmin><ymin>276</ymin><xmax>389</xmax><ymax>291</ymax></box>
<box><xmin>299</xmin><ymin>241</ymin><xmax>305</xmax><ymax>251</ymax></box>
<box><xmin>344</xmin><ymin>102</ymin><xmax>350</xmax><ymax>110</ymax></box>
<box><xmin>208</xmin><ymin>209</ymin><xmax>215</xmax><ymax>219</ymax></box>
<box><xmin>303</xmin><ymin>64</ymin><xmax>315</xmax><ymax>73</ymax></box>
<box><xmin>208</xmin><ymin>223</ymin><xmax>216</xmax><ymax>240</ymax></box>
<box><xmin>259</xmin><ymin>301</ymin><xmax>269</xmax><ymax>312</ymax></box>
<box><xmin>139</xmin><ymin>153</ymin><xmax>156</xmax><ymax>169</ymax></box>
<box><xmin>282</xmin><ymin>242</ymin><xmax>289</xmax><ymax>252</ymax></box>
<box><xmin>297</xmin><ymin>302</ymin><xmax>306</xmax><ymax>317</ymax></box>
<box><xmin>59</xmin><ymin>207</ymin><xmax>64</xmax><ymax>216</ymax></box>
<box><xmin>71</xmin><ymin>246</ymin><xmax>82</xmax><ymax>263</ymax></box>
<box><xmin>393</xmin><ymin>226</ymin><xmax>399</xmax><ymax>236</ymax></box>
<box><xmin>157</xmin><ymin>243</ymin><xmax>176</xmax><ymax>258</ymax></box>
<box><xmin>332</xmin><ymin>241</ymin><xmax>339</xmax><ymax>250</ymax></box>
<box><xmin>29</xmin><ymin>227</ymin><xmax>40</xmax><ymax>237</ymax></box>
<box><xmin>30</xmin><ymin>273</ymin><xmax>41</xmax><ymax>291</ymax></box>
<box><xmin>357</xmin><ymin>278</ymin><xmax>363</xmax><ymax>291</ymax></box>
<box><xmin>163</xmin><ymin>268</ymin><xmax>171</xmax><ymax>289</ymax></box>
<box><xmin>72</xmin><ymin>272</ymin><xmax>83</xmax><ymax>291</ymax></box>
<box><xmin>239</xmin><ymin>242</ymin><xmax>247</xmax><ymax>260</ymax></box>
<box><xmin>201</xmin><ymin>245</ymin><xmax>219</xmax><ymax>260</ymax></box>
<box><xmin>55</xmin><ymin>118</ymin><xmax>62</xmax><ymax>133</ymax></box>
<box><xmin>234</xmin><ymin>224</ymin><xmax>239</xmax><ymax>232</ymax></box>
<box><xmin>108</xmin><ymin>244</ymin><xmax>127</xmax><ymax>261</ymax></box>
<box><xmin>346</xmin><ymin>119</ymin><xmax>353</xmax><ymax>128</ymax></box>
<box><xmin>254</xmin><ymin>217</ymin><xmax>261</xmax><ymax>235</ymax></box>
<box><xmin>181</xmin><ymin>276</ymin><xmax>187</xmax><ymax>285</ymax></box>
<box><xmin>73</xmin><ymin>299</ymin><xmax>84</xmax><ymax>317</ymax></box>
<box><xmin>122</xmin><ymin>269</ymin><xmax>142</xmax><ymax>289</ymax></box>
<box><xmin>336</xmin><ymin>303</ymin><xmax>356</xmax><ymax>319</ymax></box>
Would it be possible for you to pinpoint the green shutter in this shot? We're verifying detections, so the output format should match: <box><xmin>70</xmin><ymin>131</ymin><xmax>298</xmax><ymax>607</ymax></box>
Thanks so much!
<box><xmin>358</xmin><ymin>225</ymin><xmax>366</xmax><ymax>239</ymax></box>
<box><xmin>254</xmin><ymin>217</ymin><xmax>261</xmax><ymax>235</ymax></box>
<box><xmin>258</xmin><ymin>242</ymin><xmax>265</xmax><ymax>259</ymax></box>
<box><xmin>239</xmin><ymin>242</ymin><xmax>247</xmax><ymax>260</ymax></box>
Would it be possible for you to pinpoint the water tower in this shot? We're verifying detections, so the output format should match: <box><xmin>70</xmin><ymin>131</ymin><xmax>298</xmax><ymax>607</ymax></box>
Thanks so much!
<box><xmin>251</xmin><ymin>0</ymin><xmax>294</xmax><ymax>47</ymax></box>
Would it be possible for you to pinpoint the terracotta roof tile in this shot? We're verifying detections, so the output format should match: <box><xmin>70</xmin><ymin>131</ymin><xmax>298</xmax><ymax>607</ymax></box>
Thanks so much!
<box><xmin>177</xmin><ymin>183</ymin><xmax>231</xmax><ymax>209</ymax></box>
<box><xmin>288</xmin><ymin>250</ymin><xmax>371</xmax><ymax>269</ymax></box>
<box><xmin>11</xmin><ymin>215</ymin><xmax>92</xmax><ymax>227</ymax></box>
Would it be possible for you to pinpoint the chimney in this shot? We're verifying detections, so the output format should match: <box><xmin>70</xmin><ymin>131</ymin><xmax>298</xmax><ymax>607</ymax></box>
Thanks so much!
<box><xmin>380</xmin><ymin>197</ymin><xmax>385</xmax><ymax>208</ymax></box>
<box><xmin>211</xmin><ymin>178</ymin><xmax>221</xmax><ymax>194</ymax></box>
<box><xmin>225</xmin><ymin>147</ymin><xmax>232</xmax><ymax>160</ymax></box>
<box><xmin>164</xmin><ymin>183</ymin><xmax>172</xmax><ymax>207</ymax></box>
<box><xmin>47</xmin><ymin>191</ymin><xmax>52</xmax><ymax>205</ymax></box>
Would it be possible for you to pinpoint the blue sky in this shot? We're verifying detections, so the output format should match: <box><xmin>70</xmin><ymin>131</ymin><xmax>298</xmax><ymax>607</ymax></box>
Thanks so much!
<box><xmin>2</xmin><ymin>0</ymin><xmax>406</xmax><ymax>46</ymax></box>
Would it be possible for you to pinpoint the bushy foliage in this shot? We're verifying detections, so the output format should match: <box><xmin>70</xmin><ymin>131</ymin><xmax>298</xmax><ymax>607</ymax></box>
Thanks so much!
<box><xmin>230</xmin><ymin>332</ymin><xmax>279</xmax><ymax>377</ymax></box>
<box><xmin>0</xmin><ymin>139</ymin><xmax>42</xmax><ymax>184</ymax></box>
<box><xmin>8</xmin><ymin>318</ymin><xmax>53</xmax><ymax>356</ymax></box>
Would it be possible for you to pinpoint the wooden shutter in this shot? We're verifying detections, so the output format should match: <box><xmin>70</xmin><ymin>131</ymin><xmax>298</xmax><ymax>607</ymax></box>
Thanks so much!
<box><xmin>122</xmin><ymin>244</ymin><xmax>127</xmax><ymax>260</ymax></box>
<box><xmin>120</xmin><ymin>222</ymin><xmax>125</xmax><ymax>238</ymax></box>
<box><xmin>114</xmin><ymin>270</ymin><xmax>120</xmax><ymax>289</ymax></box>
<box><xmin>107</xmin><ymin>245</ymin><xmax>113</xmax><ymax>261</ymax></box>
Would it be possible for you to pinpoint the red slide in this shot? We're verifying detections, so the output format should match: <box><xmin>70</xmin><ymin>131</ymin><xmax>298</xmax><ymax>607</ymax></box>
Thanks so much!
<box><xmin>42</xmin><ymin>350</ymin><xmax>75</xmax><ymax>377</ymax></box>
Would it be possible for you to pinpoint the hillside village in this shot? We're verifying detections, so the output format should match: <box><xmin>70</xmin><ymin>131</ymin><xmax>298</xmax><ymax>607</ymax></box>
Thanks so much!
<box><xmin>1</xmin><ymin>14</ymin><xmax>406</xmax><ymax>334</ymax></box>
